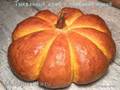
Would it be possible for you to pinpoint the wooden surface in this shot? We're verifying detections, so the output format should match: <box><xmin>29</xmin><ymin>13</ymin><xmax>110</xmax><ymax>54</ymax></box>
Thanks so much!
<box><xmin>0</xmin><ymin>0</ymin><xmax>120</xmax><ymax>90</ymax></box>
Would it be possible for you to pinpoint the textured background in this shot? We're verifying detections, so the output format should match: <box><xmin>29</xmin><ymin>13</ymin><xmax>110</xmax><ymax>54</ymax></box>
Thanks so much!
<box><xmin>0</xmin><ymin>0</ymin><xmax>120</xmax><ymax>90</ymax></box>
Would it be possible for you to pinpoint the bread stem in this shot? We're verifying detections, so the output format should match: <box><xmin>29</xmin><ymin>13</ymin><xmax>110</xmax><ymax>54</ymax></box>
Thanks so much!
<box><xmin>55</xmin><ymin>12</ymin><xmax>66</xmax><ymax>29</ymax></box>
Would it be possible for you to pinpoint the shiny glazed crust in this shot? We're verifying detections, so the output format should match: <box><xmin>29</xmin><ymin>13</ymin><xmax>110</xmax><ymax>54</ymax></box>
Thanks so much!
<box><xmin>8</xmin><ymin>7</ymin><xmax>116</xmax><ymax>88</ymax></box>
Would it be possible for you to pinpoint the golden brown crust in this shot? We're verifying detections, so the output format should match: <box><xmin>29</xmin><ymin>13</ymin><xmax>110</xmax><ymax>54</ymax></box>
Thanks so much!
<box><xmin>38</xmin><ymin>34</ymin><xmax>71</xmax><ymax>88</ymax></box>
<box><xmin>35</xmin><ymin>10</ymin><xmax>58</xmax><ymax>25</ymax></box>
<box><xmin>71</xmin><ymin>28</ymin><xmax>116</xmax><ymax>61</ymax></box>
<box><xmin>9</xmin><ymin>30</ymin><xmax>56</xmax><ymax>80</ymax></box>
<box><xmin>12</xmin><ymin>17</ymin><xmax>53</xmax><ymax>40</ymax></box>
<box><xmin>68</xmin><ymin>31</ymin><xmax>108</xmax><ymax>84</ymax></box>
<box><xmin>8</xmin><ymin>7</ymin><xmax>116</xmax><ymax>88</ymax></box>
<box><xmin>71</xmin><ymin>14</ymin><xmax>111</xmax><ymax>35</ymax></box>
<box><xmin>60</xmin><ymin>7</ymin><xmax>83</xmax><ymax>26</ymax></box>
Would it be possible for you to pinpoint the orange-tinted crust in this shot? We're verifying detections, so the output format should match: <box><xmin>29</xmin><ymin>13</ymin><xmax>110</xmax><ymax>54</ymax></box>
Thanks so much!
<box><xmin>68</xmin><ymin>32</ymin><xmax>108</xmax><ymax>84</ymax></box>
<box><xmin>8</xmin><ymin>30</ymin><xmax>56</xmax><ymax>80</ymax></box>
<box><xmin>39</xmin><ymin>34</ymin><xmax>71</xmax><ymax>88</ymax></box>
<box><xmin>8</xmin><ymin>7</ymin><xmax>116</xmax><ymax>88</ymax></box>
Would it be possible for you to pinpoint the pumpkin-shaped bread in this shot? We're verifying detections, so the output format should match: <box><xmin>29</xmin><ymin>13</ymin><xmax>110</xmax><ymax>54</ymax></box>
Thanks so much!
<box><xmin>8</xmin><ymin>7</ymin><xmax>116</xmax><ymax>88</ymax></box>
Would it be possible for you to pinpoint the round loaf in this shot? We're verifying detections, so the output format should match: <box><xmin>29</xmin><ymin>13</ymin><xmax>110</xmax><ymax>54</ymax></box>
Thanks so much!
<box><xmin>8</xmin><ymin>7</ymin><xmax>116</xmax><ymax>89</ymax></box>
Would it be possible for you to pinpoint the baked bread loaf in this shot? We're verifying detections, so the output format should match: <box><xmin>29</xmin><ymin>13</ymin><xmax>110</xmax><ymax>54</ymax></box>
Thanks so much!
<box><xmin>8</xmin><ymin>7</ymin><xmax>116</xmax><ymax>89</ymax></box>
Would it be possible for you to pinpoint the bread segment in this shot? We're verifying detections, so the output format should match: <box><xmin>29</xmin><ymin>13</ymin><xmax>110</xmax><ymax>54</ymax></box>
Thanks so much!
<box><xmin>38</xmin><ymin>34</ymin><xmax>71</xmax><ymax>88</ymax></box>
<box><xmin>35</xmin><ymin>10</ymin><xmax>58</xmax><ymax>25</ymax></box>
<box><xmin>68</xmin><ymin>31</ymin><xmax>108</xmax><ymax>84</ymax></box>
<box><xmin>8</xmin><ymin>30</ymin><xmax>56</xmax><ymax>80</ymax></box>
<box><xmin>72</xmin><ymin>28</ymin><xmax>116</xmax><ymax>62</ymax></box>
<box><xmin>70</xmin><ymin>14</ymin><xmax>111</xmax><ymax>35</ymax></box>
<box><xmin>60</xmin><ymin>7</ymin><xmax>83</xmax><ymax>26</ymax></box>
<box><xmin>12</xmin><ymin>17</ymin><xmax>53</xmax><ymax>40</ymax></box>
